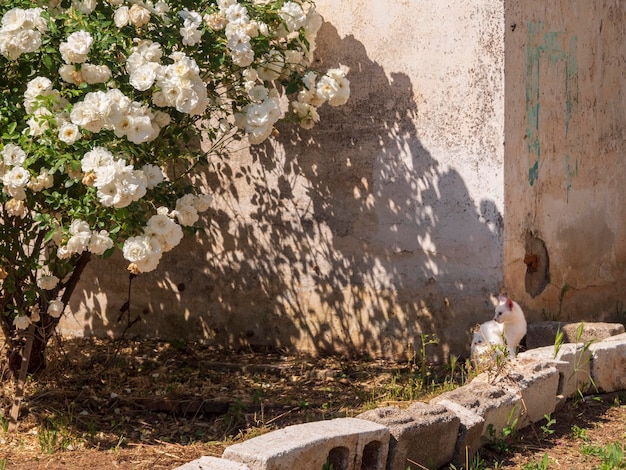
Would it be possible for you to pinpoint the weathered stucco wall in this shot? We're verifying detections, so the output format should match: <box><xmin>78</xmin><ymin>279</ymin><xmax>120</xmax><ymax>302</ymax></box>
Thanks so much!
<box><xmin>60</xmin><ymin>1</ymin><xmax>505</xmax><ymax>361</ymax></box>
<box><xmin>504</xmin><ymin>1</ymin><xmax>626</xmax><ymax>322</ymax></box>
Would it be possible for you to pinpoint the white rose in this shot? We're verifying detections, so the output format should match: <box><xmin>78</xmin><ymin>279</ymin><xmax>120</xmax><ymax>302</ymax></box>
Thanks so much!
<box><xmin>2</xmin><ymin>143</ymin><xmax>26</xmax><ymax>166</ymax></box>
<box><xmin>141</xmin><ymin>164</ymin><xmax>164</xmax><ymax>188</ymax></box>
<box><xmin>66</xmin><ymin>233</ymin><xmax>91</xmax><ymax>253</ymax></box>
<box><xmin>24</xmin><ymin>76</ymin><xmax>53</xmax><ymax>102</ymax></box>
<box><xmin>73</xmin><ymin>0</ymin><xmax>97</xmax><ymax>14</ymax></box>
<box><xmin>1</xmin><ymin>8</ymin><xmax>26</xmax><ymax>33</ymax></box>
<box><xmin>279</xmin><ymin>2</ymin><xmax>306</xmax><ymax>32</ymax></box>
<box><xmin>194</xmin><ymin>194</ymin><xmax>213</xmax><ymax>212</ymax></box>
<box><xmin>37</xmin><ymin>275</ymin><xmax>60</xmax><ymax>290</ymax></box>
<box><xmin>129</xmin><ymin>64</ymin><xmax>156</xmax><ymax>91</ymax></box>
<box><xmin>59</xmin><ymin>64</ymin><xmax>80</xmax><ymax>85</ymax></box>
<box><xmin>81</xmin><ymin>63</ymin><xmax>112</xmax><ymax>84</ymax></box>
<box><xmin>3</xmin><ymin>166</ymin><xmax>30</xmax><ymax>188</ymax></box>
<box><xmin>173</xmin><ymin>204</ymin><xmax>199</xmax><ymax>226</ymax></box>
<box><xmin>47</xmin><ymin>300</ymin><xmax>64</xmax><ymax>318</ymax></box>
<box><xmin>180</xmin><ymin>25</ymin><xmax>202</xmax><ymax>46</ymax></box>
<box><xmin>129</xmin><ymin>4</ymin><xmax>151</xmax><ymax>27</ymax></box>
<box><xmin>89</xmin><ymin>230</ymin><xmax>114</xmax><ymax>255</ymax></box>
<box><xmin>69</xmin><ymin>218</ymin><xmax>91</xmax><ymax>235</ymax></box>
<box><xmin>5</xmin><ymin>198</ymin><xmax>28</xmax><ymax>218</ymax></box>
<box><xmin>58</xmin><ymin>122</ymin><xmax>80</xmax><ymax>144</ymax></box>
<box><xmin>317</xmin><ymin>68</ymin><xmax>350</xmax><ymax>106</ymax></box>
<box><xmin>114</xmin><ymin>6</ymin><xmax>130</xmax><ymax>28</ymax></box>
<box><xmin>123</xmin><ymin>235</ymin><xmax>161</xmax><ymax>263</ymax></box>
<box><xmin>13</xmin><ymin>315</ymin><xmax>31</xmax><ymax>330</ymax></box>
<box><xmin>81</xmin><ymin>147</ymin><xmax>114</xmax><ymax>172</ymax></box>
<box><xmin>59</xmin><ymin>30</ymin><xmax>93</xmax><ymax>64</ymax></box>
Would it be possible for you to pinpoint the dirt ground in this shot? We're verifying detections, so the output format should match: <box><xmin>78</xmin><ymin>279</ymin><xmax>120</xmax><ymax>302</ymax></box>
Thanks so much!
<box><xmin>0</xmin><ymin>338</ymin><xmax>624</xmax><ymax>469</ymax></box>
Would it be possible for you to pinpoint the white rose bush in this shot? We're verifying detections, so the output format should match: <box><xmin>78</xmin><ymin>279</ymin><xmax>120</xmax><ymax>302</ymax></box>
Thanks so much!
<box><xmin>0</xmin><ymin>0</ymin><xmax>350</xmax><ymax>375</ymax></box>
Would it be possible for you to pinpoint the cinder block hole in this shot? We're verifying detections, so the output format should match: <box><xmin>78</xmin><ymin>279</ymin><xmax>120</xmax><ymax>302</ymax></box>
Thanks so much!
<box><xmin>361</xmin><ymin>440</ymin><xmax>384</xmax><ymax>470</ymax></box>
<box><xmin>326</xmin><ymin>446</ymin><xmax>349</xmax><ymax>470</ymax></box>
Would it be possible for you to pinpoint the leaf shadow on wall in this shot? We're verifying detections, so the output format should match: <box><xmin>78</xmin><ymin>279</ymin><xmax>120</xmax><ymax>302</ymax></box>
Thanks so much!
<box><xmin>70</xmin><ymin>24</ymin><xmax>503</xmax><ymax>361</ymax></box>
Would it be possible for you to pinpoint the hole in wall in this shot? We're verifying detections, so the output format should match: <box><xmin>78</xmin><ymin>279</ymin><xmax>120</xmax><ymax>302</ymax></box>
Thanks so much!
<box><xmin>326</xmin><ymin>446</ymin><xmax>349</xmax><ymax>470</ymax></box>
<box><xmin>524</xmin><ymin>232</ymin><xmax>549</xmax><ymax>298</ymax></box>
<box><xmin>361</xmin><ymin>440</ymin><xmax>384</xmax><ymax>470</ymax></box>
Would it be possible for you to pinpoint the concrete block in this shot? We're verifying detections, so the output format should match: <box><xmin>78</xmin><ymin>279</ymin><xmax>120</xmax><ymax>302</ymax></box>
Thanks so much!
<box><xmin>589</xmin><ymin>337</ymin><xmax>626</xmax><ymax>392</ymax></box>
<box><xmin>519</xmin><ymin>344</ymin><xmax>592</xmax><ymax>398</ymax></box>
<box><xmin>174</xmin><ymin>456</ymin><xmax>251</xmax><ymax>469</ymax></box>
<box><xmin>222</xmin><ymin>417</ymin><xmax>389</xmax><ymax>470</ymax></box>
<box><xmin>430</xmin><ymin>380</ymin><xmax>522</xmax><ymax>443</ymax></box>
<box><xmin>357</xmin><ymin>402</ymin><xmax>459</xmax><ymax>470</ymax></box>
<box><xmin>477</xmin><ymin>359</ymin><xmax>559</xmax><ymax>425</ymax></box>
<box><xmin>527</xmin><ymin>322</ymin><xmax>625</xmax><ymax>349</ymax></box>
<box><xmin>434</xmin><ymin>399</ymin><xmax>485</xmax><ymax>467</ymax></box>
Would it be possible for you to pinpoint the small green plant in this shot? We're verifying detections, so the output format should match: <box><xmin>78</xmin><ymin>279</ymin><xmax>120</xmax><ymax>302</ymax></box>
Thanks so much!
<box><xmin>0</xmin><ymin>413</ymin><xmax>8</xmax><ymax>433</ymax></box>
<box><xmin>322</xmin><ymin>462</ymin><xmax>335</xmax><ymax>470</ymax></box>
<box><xmin>570</xmin><ymin>424</ymin><xmax>589</xmax><ymax>441</ymax></box>
<box><xmin>523</xmin><ymin>453</ymin><xmax>550</xmax><ymax>470</ymax></box>
<box><xmin>449</xmin><ymin>451</ymin><xmax>490</xmax><ymax>470</ymax></box>
<box><xmin>487</xmin><ymin>408</ymin><xmax>520</xmax><ymax>454</ymax></box>
<box><xmin>38</xmin><ymin>417</ymin><xmax>75</xmax><ymax>454</ymax></box>
<box><xmin>418</xmin><ymin>332</ymin><xmax>439</xmax><ymax>379</ymax></box>
<box><xmin>540</xmin><ymin>413</ymin><xmax>556</xmax><ymax>437</ymax></box>
<box><xmin>582</xmin><ymin>441</ymin><xmax>626</xmax><ymax>469</ymax></box>
<box><xmin>0</xmin><ymin>458</ymin><xmax>7</xmax><ymax>470</ymax></box>
<box><xmin>553</xmin><ymin>327</ymin><xmax>564</xmax><ymax>358</ymax></box>
<box><xmin>542</xmin><ymin>283</ymin><xmax>571</xmax><ymax>321</ymax></box>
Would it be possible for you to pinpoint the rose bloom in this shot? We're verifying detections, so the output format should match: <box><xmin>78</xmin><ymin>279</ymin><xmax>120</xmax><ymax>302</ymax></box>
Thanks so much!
<box><xmin>141</xmin><ymin>164</ymin><xmax>164</xmax><ymax>188</ymax></box>
<box><xmin>129</xmin><ymin>4</ymin><xmax>151</xmax><ymax>27</ymax></box>
<box><xmin>66</xmin><ymin>232</ymin><xmax>91</xmax><ymax>253</ymax></box>
<box><xmin>81</xmin><ymin>63</ymin><xmax>112</xmax><ymax>84</ymax></box>
<box><xmin>13</xmin><ymin>315</ymin><xmax>31</xmax><ymax>330</ymax></box>
<box><xmin>37</xmin><ymin>274</ymin><xmax>60</xmax><ymax>290</ymax></box>
<box><xmin>59</xmin><ymin>30</ymin><xmax>93</xmax><ymax>64</ymax></box>
<box><xmin>2</xmin><ymin>143</ymin><xmax>26</xmax><ymax>166</ymax></box>
<box><xmin>194</xmin><ymin>194</ymin><xmax>213</xmax><ymax>212</ymax></box>
<box><xmin>173</xmin><ymin>204</ymin><xmax>199</xmax><ymax>226</ymax></box>
<box><xmin>5</xmin><ymin>198</ymin><xmax>28</xmax><ymax>218</ymax></box>
<box><xmin>70</xmin><ymin>218</ymin><xmax>91</xmax><ymax>235</ymax></box>
<box><xmin>129</xmin><ymin>63</ymin><xmax>157</xmax><ymax>91</ymax></box>
<box><xmin>123</xmin><ymin>235</ymin><xmax>162</xmax><ymax>267</ymax></box>
<box><xmin>88</xmin><ymin>230</ymin><xmax>114</xmax><ymax>255</ymax></box>
<box><xmin>114</xmin><ymin>6</ymin><xmax>130</xmax><ymax>28</ymax></box>
<box><xmin>3</xmin><ymin>165</ymin><xmax>30</xmax><ymax>189</ymax></box>
<box><xmin>58</xmin><ymin>122</ymin><xmax>80</xmax><ymax>144</ymax></box>
<box><xmin>81</xmin><ymin>147</ymin><xmax>114</xmax><ymax>173</ymax></box>
<box><xmin>47</xmin><ymin>299</ymin><xmax>64</xmax><ymax>318</ymax></box>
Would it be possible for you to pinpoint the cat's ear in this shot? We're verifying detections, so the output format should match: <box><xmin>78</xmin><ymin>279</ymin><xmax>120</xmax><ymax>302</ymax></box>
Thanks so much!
<box><xmin>506</xmin><ymin>297</ymin><xmax>514</xmax><ymax>309</ymax></box>
<box><xmin>498</xmin><ymin>294</ymin><xmax>507</xmax><ymax>304</ymax></box>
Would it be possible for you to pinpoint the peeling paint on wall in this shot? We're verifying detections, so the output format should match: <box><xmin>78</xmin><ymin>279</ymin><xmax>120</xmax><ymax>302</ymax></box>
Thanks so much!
<box><xmin>525</xmin><ymin>22</ymin><xmax>578</xmax><ymax>187</ymax></box>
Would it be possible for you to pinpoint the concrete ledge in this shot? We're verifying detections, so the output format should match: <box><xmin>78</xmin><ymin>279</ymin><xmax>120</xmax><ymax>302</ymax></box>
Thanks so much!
<box><xmin>357</xmin><ymin>402</ymin><xmax>459</xmax><ymax>470</ymax></box>
<box><xmin>589</xmin><ymin>335</ymin><xmax>626</xmax><ymax>392</ymax></box>
<box><xmin>527</xmin><ymin>322</ymin><xmax>625</xmax><ymax>349</ymax></box>
<box><xmin>431</xmin><ymin>378</ymin><xmax>523</xmax><ymax>442</ymax></box>
<box><xmin>177</xmin><ymin>329</ymin><xmax>626</xmax><ymax>470</ymax></box>
<box><xmin>222</xmin><ymin>417</ymin><xmax>389</xmax><ymax>470</ymax></box>
<box><xmin>175</xmin><ymin>456</ymin><xmax>251</xmax><ymax>469</ymax></box>
<box><xmin>433</xmin><ymin>398</ymin><xmax>485</xmax><ymax>466</ymax></box>
<box><xmin>519</xmin><ymin>343</ymin><xmax>592</xmax><ymax>398</ymax></box>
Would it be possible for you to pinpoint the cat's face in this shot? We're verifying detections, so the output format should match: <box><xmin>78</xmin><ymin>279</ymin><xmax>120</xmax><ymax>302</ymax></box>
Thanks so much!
<box><xmin>494</xmin><ymin>296</ymin><xmax>514</xmax><ymax>323</ymax></box>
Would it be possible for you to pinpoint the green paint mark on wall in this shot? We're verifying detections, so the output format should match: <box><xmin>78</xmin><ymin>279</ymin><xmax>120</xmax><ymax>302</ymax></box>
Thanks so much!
<box><xmin>525</xmin><ymin>23</ymin><xmax>579</xmax><ymax>187</ymax></box>
<box><xmin>565</xmin><ymin>155</ymin><xmax>578</xmax><ymax>203</ymax></box>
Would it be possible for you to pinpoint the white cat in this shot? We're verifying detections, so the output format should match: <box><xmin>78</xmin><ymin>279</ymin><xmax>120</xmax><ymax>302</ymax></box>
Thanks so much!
<box><xmin>471</xmin><ymin>295</ymin><xmax>527</xmax><ymax>365</ymax></box>
<box><xmin>493</xmin><ymin>295</ymin><xmax>527</xmax><ymax>358</ymax></box>
<box><xmin>470</xmin><ymin>320</ymin><xmax>505</xmax><ymax>366</ymax></box>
